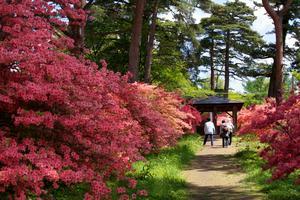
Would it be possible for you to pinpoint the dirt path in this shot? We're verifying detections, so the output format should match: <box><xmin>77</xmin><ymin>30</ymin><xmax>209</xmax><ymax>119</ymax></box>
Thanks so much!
<box><xmin>183</xmin><ymin>137</ymin><xmax>264</xmax><ymax>200</ymax></box>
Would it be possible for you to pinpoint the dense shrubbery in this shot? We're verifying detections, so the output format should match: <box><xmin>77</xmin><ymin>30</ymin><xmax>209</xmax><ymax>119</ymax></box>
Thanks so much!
<box><xmin>238</xmin><ymin>94</ymin><xmax>300</xmax><ymax>182</ymax></box>
<box><xmin>0</xmin><ymin>1</ymin><xmax>200</xmax><ymax>199</ymax></box>
<box><xmin>236</xmin><ymin>135</ymin><xmax>300</xmax><ymax>200</ymax></box>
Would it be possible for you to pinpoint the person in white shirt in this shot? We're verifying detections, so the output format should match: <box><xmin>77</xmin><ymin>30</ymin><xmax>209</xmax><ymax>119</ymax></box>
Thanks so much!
<box><xmin>226</xmin><ymin>119</ymin><xmax>234</xmax><ymax>145</ymax></box>
<box><xmin>203</xmin><ymin>118</ymin><xmax>215</xmax><ymax>146</ymax></box>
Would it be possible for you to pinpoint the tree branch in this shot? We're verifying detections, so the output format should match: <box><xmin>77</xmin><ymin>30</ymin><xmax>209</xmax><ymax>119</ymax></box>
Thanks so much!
<box><xmin>262</xmin><ymin>0</ymin><xmax>278</xmax><ymax>21</ymax></box>
<box><xmin>279</xmin><ymin>0</ymin><xmax>293</xmax><ymax>16</ymax></box>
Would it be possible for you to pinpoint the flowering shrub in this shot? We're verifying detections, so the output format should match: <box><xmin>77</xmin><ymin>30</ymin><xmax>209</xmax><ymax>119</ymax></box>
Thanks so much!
<box><xmin>238</xmin><ymin>96</ymin><xmax>300</xmax><ymax>182</ymax></box>
<box><xmin>0</xmin><ymin>0</ymin><xmax>201</xmax><ymax>199</ymax></box>
<box><xmin>180</xmin><ymin>104</ymin><xmax>202</xmax><ymax>133</ymax></box>
<box><xmin>216</xmin><ymin>113</ymin><xmax>231</xmax><ymax>126</ymax></box>
<box><xmin>124</xmin><ymin>84</ymin><xmax>194</xmax><ymax>151</ymax></box>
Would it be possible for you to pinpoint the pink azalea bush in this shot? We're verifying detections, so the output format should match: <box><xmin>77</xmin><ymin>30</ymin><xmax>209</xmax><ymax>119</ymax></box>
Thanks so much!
<box><xmin>124</xmin><ymin>84</ymin><xmax>198</xmax><ymax>151</ymax></box>
<box><xmin>238</xmin><ymin>95</ymin><xmax>300</xmax><ymax>182</ymax></box>
<box><xmin>180</xmin><ymin>104</ymin><xmax>202</xmax><ymax>133</ymax></box>
<box><xmin>0</xmin><ymin>0</ymin><xmax>201</xmax><ymax>199</ymax></box>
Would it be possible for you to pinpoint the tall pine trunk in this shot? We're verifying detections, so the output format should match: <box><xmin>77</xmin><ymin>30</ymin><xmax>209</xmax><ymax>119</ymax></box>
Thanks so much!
<box><xmin>144</xmin><ymin>0</ymin><xmax>159</xmax><ymax>83</ymax></box>
<box><xmin>128</xmin><ymin>0</ymin><xmax>146</xmax><ymax>82</ymax></box>
<box><xmin>69</xmin><ymin>0</ymin><xmax>86</xmax><ymax>57</ymax></box>
<box><xmin>262</xmin><ymin>0</ymin><xmax>293</xmax><ymax>104</ymax></box>
<box><xmin>274</xmin><ymin>19</ymin><xmax>284</xmax><ymax>103</ymax></box>
<box><xmin>268</xmin><ymin>60</ymin><xmax>276</xmax><ymax>97</ymax></box>
<box><xmin>69</xmin><ymin>24</ymin><xmax>85</xmax><ymax>56</ymax></box>
<box><xmin>210</xmin><ymin>38</ymin><xmax>215</xmax><ymax>90</ymax></box>
<box><xmin>224</xmin><ymin>30</ymin><xmax>230</xmax><ymax>98</ymax></box>
<box><xmin>267</xmin><ymin>15</ymin><xmax>289</xmax><ymax>98</ymax></box>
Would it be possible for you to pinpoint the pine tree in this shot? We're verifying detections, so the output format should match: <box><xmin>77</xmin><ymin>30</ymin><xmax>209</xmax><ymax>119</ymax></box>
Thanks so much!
<box><xmin>262</xmin><ymin>0</ymin><xmax>293</xmax><ymax>104</ymax></box>
<box><xmin>200</xmin><ymin>16</ymin><xmax>225</xmax><ymax>91</ymax></box>
<box><xmin>200</xmin><ymin>1</ymin><xmax>264</xmax><ymax>96</ymax></box>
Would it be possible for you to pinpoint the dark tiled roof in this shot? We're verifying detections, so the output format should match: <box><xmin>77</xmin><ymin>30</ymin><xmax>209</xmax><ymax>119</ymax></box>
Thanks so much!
<box><xmin>192</xmin><ymin>96</ymin><xmax>243</xmax><ymax>105</ymax></box>
<box><xmin>191</xmin><ymin>96</ymin><xmax>244</xmax><ymax>112</ymax></box>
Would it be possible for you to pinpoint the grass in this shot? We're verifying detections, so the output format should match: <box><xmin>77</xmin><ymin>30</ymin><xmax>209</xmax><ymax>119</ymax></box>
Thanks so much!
<box><xmin>48</xmin><ymin>134</ymin><xmax>202</xmax><ymax>200</ymax></box>
<box><xmin>130</xmin><ymin>134</ymin><xmax>202</xmax><ymax>200</ymax></box>
<box><xmin>235</xmin><ymin>134</ymin><xmax>300</xmax><ymax>200</ymax></box>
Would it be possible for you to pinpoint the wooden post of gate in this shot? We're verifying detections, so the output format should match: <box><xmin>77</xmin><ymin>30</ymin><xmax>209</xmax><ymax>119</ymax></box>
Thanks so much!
<box><xmin>233</xmin><ymin>105</ymin><xmax>238</xmax><ymax>131</ymax></box>
<box><xmin>213</xmin><ymin>106</ymin><xmax>217</xmax><ymax>134</ymax></box>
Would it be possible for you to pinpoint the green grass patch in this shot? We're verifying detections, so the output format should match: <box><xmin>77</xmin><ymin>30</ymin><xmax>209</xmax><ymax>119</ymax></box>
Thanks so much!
<box><xmin>235</xmin><ymin>135</ymin><xmax>300</xmax><ymax>200</ymax></box>
<box><xmin>129</xmin><ymin>134</ymin><xmax>202</xmax><ymax>200</ymax></box>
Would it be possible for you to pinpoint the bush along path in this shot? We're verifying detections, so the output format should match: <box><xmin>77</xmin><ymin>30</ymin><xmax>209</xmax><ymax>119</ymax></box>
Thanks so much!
<box><xmin>48</xmin><ymin>134</ymin><xmax>202</xmax><ymax>199</ymax></box>
<box><xmin>183</xmin><ymin>137</ymin><xmax>264</xmax><ymax>200</ymax></box>
<box><xmin>235</xmin><ymin>135</ymin><xmax>300</xmax><ymax>200</ymax></box>
<box><xmin>0</xmin><ymin>1</ymin><xmax>202</xmax><ymax>199</ymax></box>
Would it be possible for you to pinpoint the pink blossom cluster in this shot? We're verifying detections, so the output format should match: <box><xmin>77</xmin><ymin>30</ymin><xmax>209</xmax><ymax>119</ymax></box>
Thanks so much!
<box><xmin>124</xmin><ymin>84</ymin><xmax>198</xmax><ymax>151</ymax></box>
<box><xmin>238</xmin><ymin>96</ymin><xmax>300</xmax><ymax>182</ymax></box>
<box><xmin>180</xmin><ymin>104</ymin><xmax>202</xmax><ymax>133</ymax></box>
<box><xmin>0</xmin><ymin>0</ymin><xmax>201</xmax><ymax>199</ymax></box>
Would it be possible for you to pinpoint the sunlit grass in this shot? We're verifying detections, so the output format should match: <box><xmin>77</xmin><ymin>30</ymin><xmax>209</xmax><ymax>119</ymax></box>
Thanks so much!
<box><xmin>130</xmin><ymin>134</ymin><xmax>202</xmax><ymax>200</ymax></box>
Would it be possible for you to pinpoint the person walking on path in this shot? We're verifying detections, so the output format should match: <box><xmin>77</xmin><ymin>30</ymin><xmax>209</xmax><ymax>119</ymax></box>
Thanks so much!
<box><xmin>203</xmin><ymin>118</ymin><xmax>215</xmax><ymax>146</ymax></box>
<box><xmin>226</xmin><ymin>119</ymin><xmax>234</xmax><ymax>145</ymax></box>
<box><xmin>220</xmin><ymin>120</ymin><xmax>229</xmax><ymax>148</ymax></box>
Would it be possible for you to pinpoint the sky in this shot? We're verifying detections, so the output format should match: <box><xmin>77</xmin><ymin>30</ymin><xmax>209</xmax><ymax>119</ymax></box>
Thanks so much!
<box><xmin>195</xmin><ymin>0</ymin><xmax>297</xmax><ymax>46</ymax></box>
<box><xmin>193</xmin><ymin>0</ymin><xmax>298</xmax><ymax>93</ymax></box>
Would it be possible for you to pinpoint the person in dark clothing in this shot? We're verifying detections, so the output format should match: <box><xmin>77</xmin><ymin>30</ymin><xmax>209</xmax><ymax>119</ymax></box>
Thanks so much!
<box><xmin>226</xmin><ymin>119</ymin><xmax>234</xmax><ymax>145</ymax></box>
<box><xmin>220</xmin><ymin>120</ymin><xmax>229</xmax><ymax>148</ymax></box>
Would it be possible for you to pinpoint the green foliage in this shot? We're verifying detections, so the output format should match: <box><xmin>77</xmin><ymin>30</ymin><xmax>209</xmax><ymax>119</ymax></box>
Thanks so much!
<box><xmin>235</xmin><ymin>135</ymin><xmax>300</xmax><ymax>200</ymax></box>
<box><xmin>49</xmin><ymin>184</ymin><xmax>89</xmax><ymax>200</ymax></box>
<box><xmin>242</xmin><ymin>77</ymin><xmax>268</xmax><ymax>102</ymax></box>
<box><xmin>243</xmin><ymin>77</ymin><xmax>268</xmax><ymax>95</ymax></box>
<box><xmin>148</xmin><ymin>18</ymin><xmax>212</xmax><ymax>98</ymax></box>
<box><xmin>194</xmin><ymin>77</ymin><xmax>224</xmax><ymax>91</ymax></box>
<box><xmin>130</xmin><ymin>134</ymin><xmax>202</xmax><ymax>200</ymax></box>
<box><xmin>152</xmin><ymin>60</ymin><xmax>213</xmax><ymax>97</ymax></box>
<box><xmin>85</xmin><ymin>1</ymin><xmax>132</xmax><ymax>73</ymax></box>
<box><xmin>292</xmin><ymin>71</ymin><xmax>300</xmax><ymax>81</ymax></box>
<box><xmin>229</xmin><ymin>92</ymin><xmax>265</xmax><ymax>106</ymax></box>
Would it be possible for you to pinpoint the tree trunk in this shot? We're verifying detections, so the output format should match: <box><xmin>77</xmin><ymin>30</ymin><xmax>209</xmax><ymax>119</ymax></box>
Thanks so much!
<box><xmin>274</xmin><ymin>18</ymin><xmax>284</xmax><ymax>103</ymax></box>
<box><xmin>291</xmin><ymin>74</ymin><xmax>295</xmax><ymax>93</ymax></box>
<box><xmin>210</xmin><ymin>38</ymin><xmax>215</xmax><ymax>90</ymax></box>
<box><xmin>69</xmin><ymin>25</ymin><xmax>85</xmax><ymax>56</ymax></box>
<box><xmin>216</xmin><ymin>72</ymin><xmax>220</xmax><ymax>90</ymax></box>
<box><xmin>224</xmin><ymin>30</ymin><xmax>230</xmax><ymax>98</ymax></box>
<box><xmin>144</xmin><ymin>0</ymin><xmax>159</xmax><ymax>83</ymax></box>
<box><xmin>282</xmin><ymin>13</ymin><xmax>290</xmax><ymax>52</ymax></box>
<box><xmin>267</xmin><ymin>12</ymin><xmax>290</xmax><ymax>98</ymax></box>
<box><xmin>128</xmin><ymin>0</ymin><xmax>146</xmax><ymax>82</ymax></box>
<box><xmin>69</xmin><ymin>0</ymin><xmax>86</xmax><ymax>57</ymax></box>
<box><xmin>268</xmin><ymin>60</ymin><xmax>277</xmax><ymax>97</ymax></box>
<box><xmin>262</xmin><ymin>0</ymin><xmax>293</xmax><ymax>104</ymax></box>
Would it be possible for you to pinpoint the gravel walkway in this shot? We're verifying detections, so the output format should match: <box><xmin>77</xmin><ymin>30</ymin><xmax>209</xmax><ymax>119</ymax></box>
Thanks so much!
<box><xmin>183</xmin><ymin>137</ymin><xmax>264</xmax><ymax>200</ymax></box>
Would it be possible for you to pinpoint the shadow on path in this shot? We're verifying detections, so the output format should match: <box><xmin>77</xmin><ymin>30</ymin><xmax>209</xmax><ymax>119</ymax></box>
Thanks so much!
<box><xmin>185</xmin><ymin>154</ymin><xmax>242</xmax><ymax>174</ymax></box>
<box><xmin>187</xmin><ymin>184</ymin><xmax>263</xmax><ymax>200</ymax></box>
<box><xmin>183</xmin><ymin>138</ymin><xmax>263</xmax><ymax>200</ymax></box>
